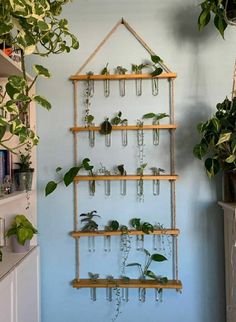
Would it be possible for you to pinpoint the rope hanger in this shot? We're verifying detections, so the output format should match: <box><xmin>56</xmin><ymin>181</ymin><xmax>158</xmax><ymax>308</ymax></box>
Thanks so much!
<box><xmin>76</xmin><ymin>18</ymin><xmax>172</xmax><ymax>75</ymax></box>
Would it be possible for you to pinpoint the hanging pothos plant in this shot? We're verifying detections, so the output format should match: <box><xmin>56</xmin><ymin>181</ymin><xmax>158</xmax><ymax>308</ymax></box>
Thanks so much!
<box><xmin>197</xmin><ymin>0</ymin><xmax>236</xmax><ymax>38</ymax></box>
<box><xmin>0</xmin><ymin>0</ymin><xmax>79</xmax><ymax>153</ymax></box>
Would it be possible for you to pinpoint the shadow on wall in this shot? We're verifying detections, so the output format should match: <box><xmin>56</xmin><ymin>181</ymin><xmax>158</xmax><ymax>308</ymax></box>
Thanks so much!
<box><xmin>168</xmin><ymin>1</ymin><xmax>217</xmax><ymax>46</ymax></box>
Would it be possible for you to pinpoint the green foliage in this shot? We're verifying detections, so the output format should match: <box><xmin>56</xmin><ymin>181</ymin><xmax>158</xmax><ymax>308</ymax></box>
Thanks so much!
<box><xmin>15</xmin><ymin>141</ymin><xmax>32</xmax><ymax>171</ymax></box>
<box><xmin>6</xmin><ymin>214</ymin><xmax>38</xmax><ymax>245</ymax></box>
<box><xmin>45</xmin><ymin>158</ymin><xmax>94</xmax><ymax>196</ymax></box>
<box><xmin>142</xmin><ymin>112</ymin><xmax>169</xmax><ymax>122</ymax></box>
<box><xmin>115</xmin><ymin>66</ymin><xmax>127</xmax><ymax>75</ymax></box>
<box><xmin>193</xmin><ymin>97</ymin><xmax>236</xmax><ymax>177</ymax></box>
<box><xmin>111</xmin><ymin>111</ymin><xmax>127</xmax><ymax>125</ymax></box>
<box><xmin>197</xmin><ymin>0</ymin><xmax>231</xmax><ymax>38</ymax></box>
<box><xmin>101</xmin><ymin>63</ymin><xmax>109</xmax><ymax>75</ymax></box>
<box><xmin>150</xmin><ymin>55</ymin><xmax>163</xmax><ymax>76</ymax></box>
<box><xmin>130</xmin><ymin>218</ymin><xmax>154</xmax><ymax>234</ymax></box>
<box><xmin>126</xmin><ymin>248</ymin><xmax>168</xmax><ymax>281</ymax></box>
<box><xmin>131</xmin><ymin>63</ymin><xmax>147</xmax><ymax>73</ymax></box>
<box><xmin>106</xmin><ymin>220</ymin><xmax>120</xmax><ymax>231</ymax></box>
<box><xmin>117</xmin><ymin>164</ymin><xmax>127</xmax><ymax>176</ymax></box>
<box><xmin>137</xmin><ymin>163</ymin><xmax>147</xmax><ymax>176</ymax></box>
<box><xmin>100</xmin><ymin>118</ymin><xmax>112</xmax><ymax>134</ymax></box>
<box><xmin>0</xmin><ymin>0</ymin><xmax>79</xmax><ymax>152</ymax></box>
<box><xmin>80</xmin><ymin>211</ymin><xmax>100</xmax><ymax>231</ymax></box>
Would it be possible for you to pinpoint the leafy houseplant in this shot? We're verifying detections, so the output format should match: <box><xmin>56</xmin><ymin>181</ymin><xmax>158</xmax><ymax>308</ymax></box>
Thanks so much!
<box><xmin>0</xmin><ymin>0</ymin><xmax>79</xmax><ymax>154</ymax></box>
<box><xmin>198</xmin><ymin>0</ymin><xmax>236</xmax><ymax>38</ymax></box>
<box><xmin>193</xmin><ymin>97</ymin><xmax>236</xmax><ymax>200</ymax></box>
<box><xmin>6</xmin><ymin>214</ymin><xmax>37</xmax><ymax>253</ymax></box>
<box><xmin>14</xmin><ymin>142</ymin><xmax>34</xmax><ymax>191</ymax></box>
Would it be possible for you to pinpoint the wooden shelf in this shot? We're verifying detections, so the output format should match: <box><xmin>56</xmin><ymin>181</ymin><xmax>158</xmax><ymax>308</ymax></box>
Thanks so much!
<box><xmin>0</xmin><ymin>50</ymin><xmax>33</xmax><ymax>80</ymax></box>
<box><xmin>71</xmin><ymin>229</ymin><xmax>180</xmax><ymax>237</ymax></box>
<box><xmin>69</xmin><ymin>72</ymin><xmax>177</xmax><ymax>81</ymax></box>
<box><xmin>74</xmin><ymin>174</ymin><xmax>178</xmax><ymax>182</ymax></box>
<box><xmin>71</xmin><ymin>124</ymin><xmax>177</xmax><ymax>132</ymax></box>
<box><xmin>72</xmin><ymin>278</ymin><xmax>182</xmax><ymax>289</ymax></box>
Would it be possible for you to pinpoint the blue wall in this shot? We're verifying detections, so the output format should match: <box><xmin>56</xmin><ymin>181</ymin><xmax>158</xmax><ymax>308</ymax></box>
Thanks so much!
<box><xmin>31</xmin><ymin>1</ymin><xmax>236</xmax><ymax>321</ymax></box>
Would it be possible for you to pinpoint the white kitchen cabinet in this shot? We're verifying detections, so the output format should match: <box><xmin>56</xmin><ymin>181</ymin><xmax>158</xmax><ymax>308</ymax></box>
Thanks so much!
<box><xmin>0</xmin><ymin>247</ymin><xmax>40</xmax><ymax>322</ymax></box>
<box><xmin>0</xmin><ymin>270</ymin><xmax>15</xmax><ymax>322</ymax></box>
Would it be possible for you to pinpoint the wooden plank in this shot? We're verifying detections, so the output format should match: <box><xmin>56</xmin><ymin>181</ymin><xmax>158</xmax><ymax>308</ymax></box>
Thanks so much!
<box><xmin>72</xmin><ymin>278</ymin><xmax>182</xmax><ymax>289</ymax></box>
<box><xmin>74</xmin><ymin>175</ymin><xmax>178</xmax><ymax>182</ymax></box>
<box><xmin>71</xmin><ymin>124</ymin><xmax>177</xmax><ymax>132</ymax></box>
<box><xmin>69</xmin><ymin>73</ymin><xmax>177</xmax><ymax>81</ymax></box>
<box><xmin>71</xmin><ymin>229</ymin><xmax>180</xmax><ymax>237</ymax></box>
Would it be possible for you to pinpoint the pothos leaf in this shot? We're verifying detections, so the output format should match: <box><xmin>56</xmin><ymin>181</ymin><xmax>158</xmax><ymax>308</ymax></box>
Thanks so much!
<box><xmin>45</xmin><ymin>181</ymin><xmax>57</xmax><ymax>196</ymax></box>
<box><xmin>63</xmin><ymin>166</ymin><xmax>81</xmax><ymax>186</ymax></box>
<box><xmin>151</xmin><ymin>253</ymin><xmax>167</xmax><ymax>262</ymax></box>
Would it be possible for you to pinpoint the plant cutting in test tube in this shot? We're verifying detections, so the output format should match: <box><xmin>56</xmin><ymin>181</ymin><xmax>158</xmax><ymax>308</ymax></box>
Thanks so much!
<box><xmin>80</xmin><ymin>211</ymin><xmax>100</xmax><ymax>252</ymax></box>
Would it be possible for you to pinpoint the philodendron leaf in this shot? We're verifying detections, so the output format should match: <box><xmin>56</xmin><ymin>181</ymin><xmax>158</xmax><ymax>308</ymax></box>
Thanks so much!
<box><xmin>45</xmin><ymin>181</ymin><xmax>57</xmax><ymax>196</ymax></box>
<box><xmin>151</xmin><ymin>253</ymin><xmax>167</xmax><ymax>262</ymax></box>
<box><xmin>0</xmin><ymin>22</ymin><xmax>13</xmax><ymax>36</ymax></box>
<box><xmin>216</xmin><ymin>132</ymin><xmax>231</xmax><ymax>145</ymax></box>
<box><xmin>151</xmin><ymin>67</ymin><xmax>163</xmax><ymax>77</ymax></box>
<box><xmin>225</xmin><ymin>155</ymin><xmax>236</xmax><ymax>163</ymax></box>
<box><xmin>198</xmin><ymin>9</ymin><xmax>211</xmax><ymax>31</ymax></box>
<box><xmin>33</xmin><ymin>65</ymin><xmax>51</xmax><ymax>78</ymax></box>
<box><xmin>205</xmin><ymin>158</ymin><xmax>220</xmax><ymax>177</ymax></box>
<box><xmin>33</xmin><ymin>95</ymin><xmax>52</xmax><ymax>110</ymax></box>
<box><xmin>142</xmin><ymin>113</ymin><xmax>156</xmax><ymax>119</ymax></box>
<box><xmin>214</xmin><ymin>14</ymin><xmax>227</xmax><ymax>38</ymax></box>
<box><xmin>151</xmin><ymin>55</ymin><xmax>162</xmax><ymax>64</ymax></box>
<box><xmin>64</xmin><ymin>167</ymin><xmax>81</xmax><ymax>186</ymax></box>
<box><xmin>8</xmin><ymin>75</ymin><xmax>27</xmax><ymax>90</ymax></box>
<box><xmin>193</xmin><ymin>143</ymin><xmax>208</xmax><ymax>160</ymax></box>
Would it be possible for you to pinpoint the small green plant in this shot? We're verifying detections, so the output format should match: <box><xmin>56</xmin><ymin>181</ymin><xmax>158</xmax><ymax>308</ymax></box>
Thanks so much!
<box><xmin>112</xmin><ymin>287</ymin><xmax>122</xmax><ymax>322</ymax></box>
<box><xmin>117</xmin><ymin>164</ymin><xmax>127</xmax><ymax>176</ymax></box>
<box><xmin>6</xmin><ymin>214</ymin><xmax>37</xmax><ymax>245</ymax></box>
<box><xmin>15</xmin><ymin>142</ymin><xmax>32</xmax><ymax>171</ymax></box>
<box><xmin>88</xmin><ymin>272</ymin><xmax>99</xmax><ymax>281</ymax></box>
<box><xmin>149</xmin><ymin>55</ymin><xmax>163</xmax><ymax>76</ymax></box>
<box><xmin>130</xmin><ymin>218</ymin><xmax>154</xmax><ymax>234</ymax></box>
<box><xmin>126</xmin><ymin>248</ymin><xmax>168</xmax><ymax>282</ymax></box>
<box><xmin>137</xmin><ymin>163</ymin><xmax>147</xmax><ymax>176</ymax></box>
<box><xmin>106</xmin><ymin>220</ymin><xmax>119</xmax><ymax>231</ymax></box>
<box><xmin>100</xmin><ymin>118</ymin><xmax>112</xmax><ymax>134</ymax></box>
<box><xmin>193</xmin><ymin>97</ymin><xmax>236</xmax><ymax>177</ymax></box>
<box><xmin>115</xmin><ymin>66</ymin><xmax>128</xmax><ymax>75</ymax></box>
<box><xmin>84</xmin><ymin>72</ymin><xmax>94</xmax><ymax>126</ymax></box>
<box><xmin>45</xmin><ymin>158</ymin><xmax>94</xmax><ymax>196</ymax></box>
<box><xmin>142</xmin><ymin>112</ymin><xmax>169</xmax><ymax>122</ymax></box>
<box><xmin>120</xmin><ymin>225</ymin><xmax>132</xmax><ymax>274</ymax></box>
<box><xmin>131</xmin><ymin>63</ymin><xmax>146</xmax><ymax>74</ymax></box>
<box><xmin>111</xmin><ymin>111</ymin><xmax>127</xmax><ymax>126</ymax></box>
<box><xmin>80</xmin><ymin>211</ymin><xmax>100</xmax><ymax>231</ymax></box>
<box><xmin>197</xmin><ymin>0</ymin><xmax>235</xmax><ymax>38</ymax></box>
<box><xmin>101</xmin><ymin>63</ymin><xmax>110</xmax><ymax>75</ymax></box>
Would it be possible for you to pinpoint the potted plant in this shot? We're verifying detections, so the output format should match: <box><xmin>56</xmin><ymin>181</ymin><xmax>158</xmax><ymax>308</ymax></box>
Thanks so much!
<box><xmin>198</xmin><ymin>0</ymin><xmax>236</xmax><ymax>38</ymax></box>
<box><xmin>193</xmin><ymin>96</ymin><xmax>236</xmax><ymax>200</ymax></box>
<box><xmin>14</xmin><ymin>142</ymin><xmax>34</xmax><ymax>191</ymax></box>
<box><xmin>6</xmin><ymin>214</ymin><xmax>38</xmax><ymax>253</ymax></box>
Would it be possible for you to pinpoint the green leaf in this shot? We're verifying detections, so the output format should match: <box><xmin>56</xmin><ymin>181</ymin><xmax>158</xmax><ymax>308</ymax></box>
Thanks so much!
<box><xmin>37</xmin><ymin>21</ymin><xmax>50</xmax><ymax>31</ymax></box>
<box><xmin>205</xmin><ymin>158</ymin><xmax>220</xmax><ymax>177</ymax></box>
<box><xmin>56</xmin><ymin>167</ymin><xmax>62</xmax><ymax>172</ymax></box>
<box><xmin>0</xmin><ymin>126</ymin><xmax>6</xmax><ymax>140</ymax></box>
<box><xmin>193</xmin><ymin>143</ymin><xmax>208</xmax><ymax>160</ymax></box>
<box><xmin>211</xmin><ymin>118</ymin><xmax>220</xmax><ymax>132</ymax></box>
<box><xmin>214</xmin><ymin>14</ymin><xmax>227</xmax><ymax>38</ymax></box>
<box><xmin>0</xmin><ymin>22</ymin><xmax>13</xmax><ymax>36</ymax></box>
<box><xmin>17</xmin><ymin>227</ymin><xmax>29</xmax><ymax>245</ymax></box>
<box><xmin>142</xmin><ymin>222</ymin><xmax>154</xmax><ymax>234</ymax></box>
<box><xmin>225</xmin><ymin>155</ymin><xmax>236</xmax><ymax>163</ymax></box>
<box><xmin>142</xmin><ymin>248</ymin><xmax>151</xmax><ymax>257</ymax></box>
<box><xmin>151</xmin><ymin>55</ymin><xmax>162</xmax><ymax>64</ymax></box>
<box><xmin>130</xmin><ymin>218</ymin><xmax>141</xmax><ymax>230</ymax></box>
<box><xmin>151</xmin><ymin>253</ymin><xmax>167</xmax><ymax>262</ymax></box>
<box><xmin>145</xmin><ymin>270</ymin><xmax>157</xmax><ymax>279</ymax></box>
<box><xmin>63</xmin><ymin>167</ymin><xmax>80</xmax><ymax>186</ymax></box>
<box><xmin>86</xmin><ymin>115</ymin><xmax>94</xmax><ymax>124</ymax></box>
<box><xmin>5</xmin><ymin>83</ymin><xmax>18</xmax><ymax>99</ymax></box>
<box><xmin>33</xmin><ymin>95</ymin><xmax>51</xmax><ymax>110</ymax></box>
<box><xmin>8</xmin><ymin>75</ymin><xmax>27</xmax><ymax>90</ymax></box>
<box><xmin>155</xmin><ymin>113</ymin><xmax>169</xmax><ymax>121</ymax></box>
<box><xmin>142</xmin><ymin>113</ymin><xmax>156</xmax><ymax>119</ymax></box>
<box><xmin>216</xmin><ymin>132</ymin><xmax>231</xmax><ymax>145</ymax></box>
<box><xmin>33</xmin><ymin>64</ymin><xmax>50</xmax><ymax>78</ymax></box>
<box><xmin>45</xmin><ymin>181</ymin><xmax>57</xmax><ymax>196</ymax></box>
<box><xmin>110</xmin><ymin>220</ymin><xmax>119</xmax><ymax>231</ymax></box>
<box><xmin>198</xmin><ymin>9</ymin><xmax>211</xmax><ymax>31</ymax></box>
<box><xmin>151</xmin><ymin>67</ymin><xmax>163</xmax><ymax>77</ymax></box>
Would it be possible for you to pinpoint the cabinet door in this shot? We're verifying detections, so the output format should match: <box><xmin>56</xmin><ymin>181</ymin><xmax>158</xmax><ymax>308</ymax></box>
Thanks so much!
<box><xmin>0</xmin><ymin>271</ymin><xmax>15</xmax><ymax>322</ymax></box>
<box><xmin>15</xmin><ymin>247</ymin><xmax>40</xmax><ymax>322</ymax></box>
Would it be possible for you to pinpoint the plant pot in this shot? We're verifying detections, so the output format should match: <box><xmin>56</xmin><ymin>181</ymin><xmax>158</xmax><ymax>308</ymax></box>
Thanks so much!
<box><xmin>11</xmin><ymin>235</ymin><xmax>30</xmax><ymax>253</ymax></box>
<box><xmin>223</xmin><ymin>171</ymin><xmax>236</xmax><ymax>202</ymax></box>
<box><xmin>14</xmin><ymin>168</ymin><xmax>34</xmax><ymax>191</ymax></box>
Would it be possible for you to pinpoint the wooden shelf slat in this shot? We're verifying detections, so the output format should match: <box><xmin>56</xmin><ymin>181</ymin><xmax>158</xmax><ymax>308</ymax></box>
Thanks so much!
<box><xmin>69</xmin><ymin>72</ymin><xmax>177</xmax><ymax>81</ymax></box>
<box><xmin>71</xmin><ymin>229</ymin><xmax>180</xmax><ymax>237</ymax></box>
<box><xmin>71</xmin><ymin>124</ymin><xmax>177</xmax><ymax>132</ymax></box>
<box><xmin>72</xmin><ymin>278</ymin><xmax>182</xmax><ymax>289</ymax></box>
<box><xmin>74</xmin><ymin>174</ymin><xmax>178</xmax><ymax>182</ymax></box>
